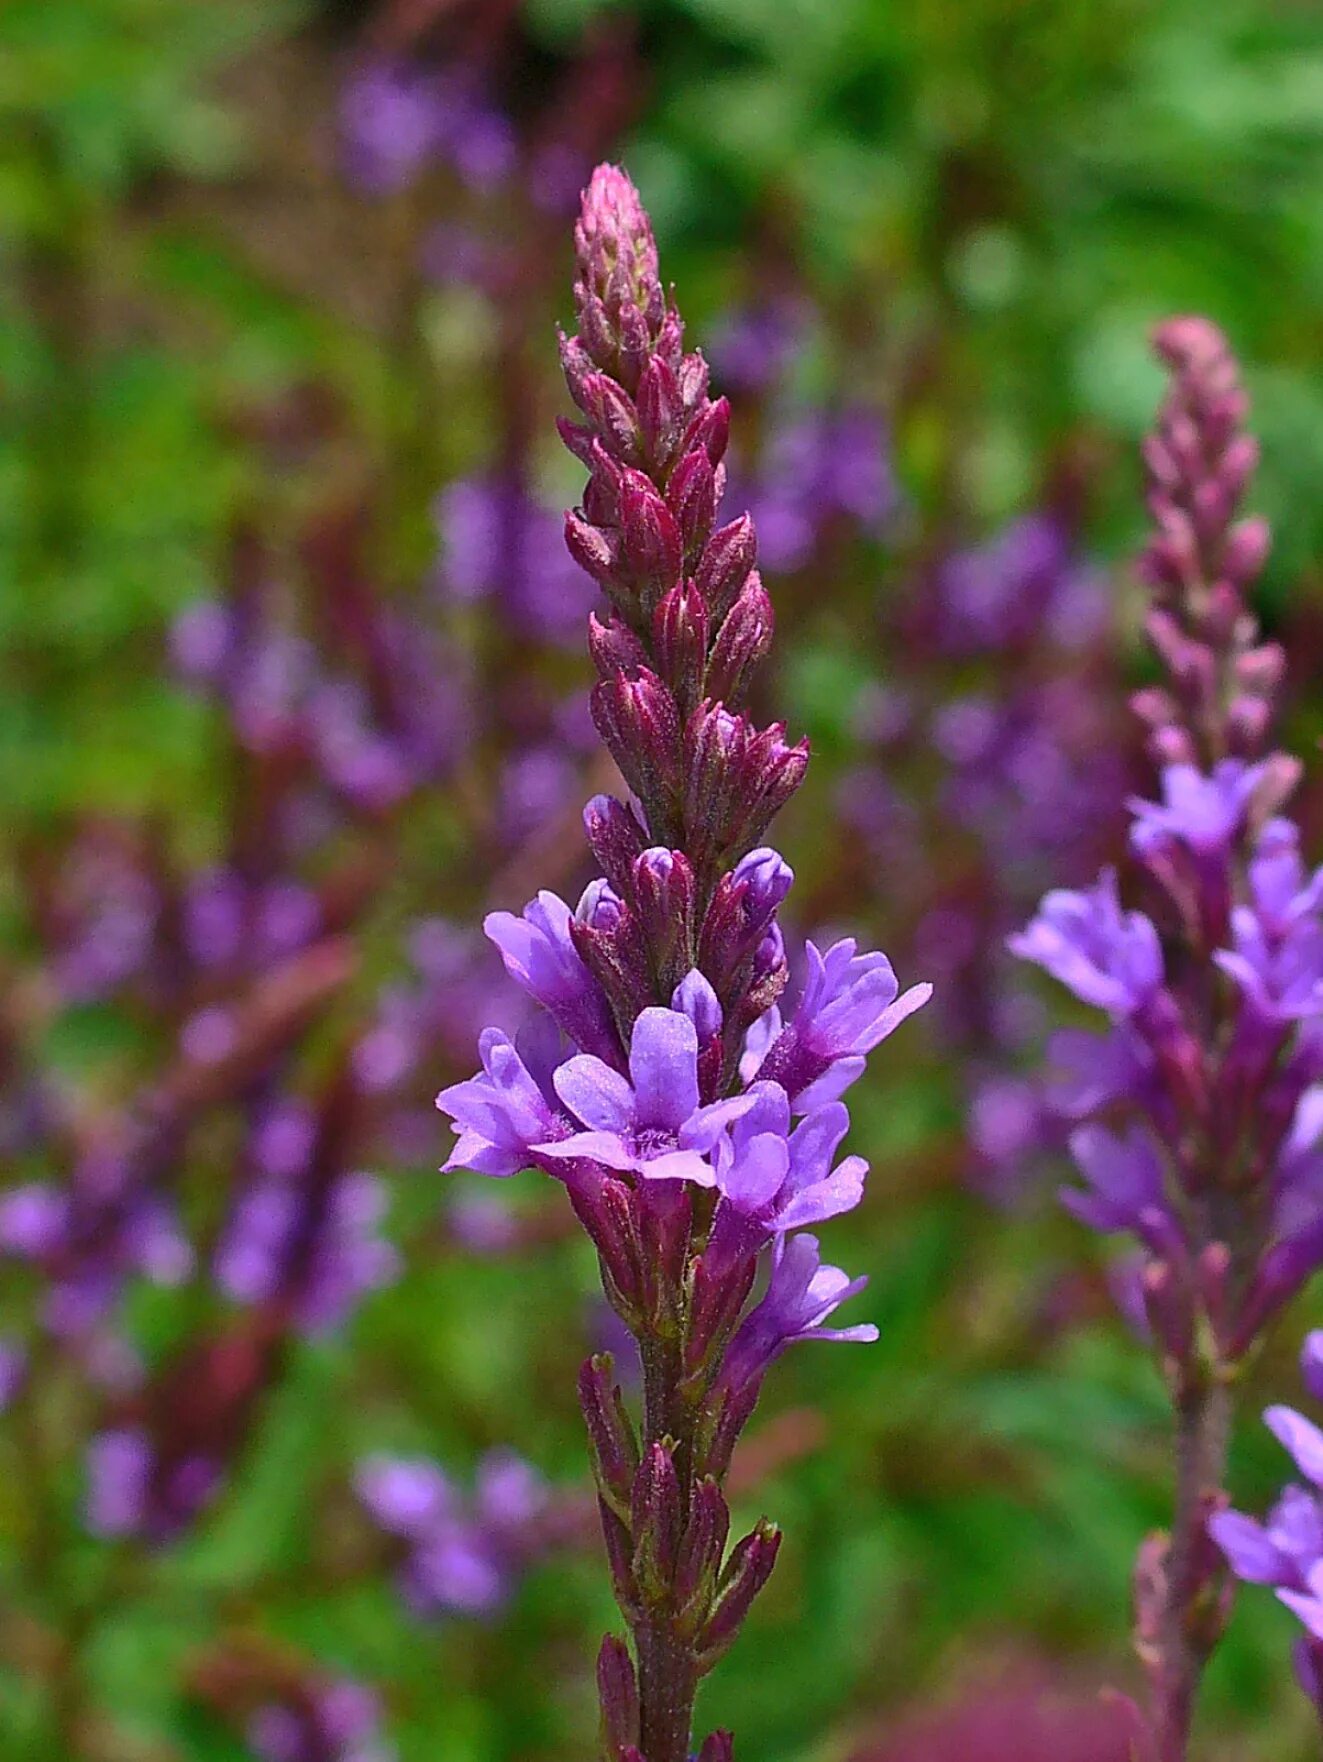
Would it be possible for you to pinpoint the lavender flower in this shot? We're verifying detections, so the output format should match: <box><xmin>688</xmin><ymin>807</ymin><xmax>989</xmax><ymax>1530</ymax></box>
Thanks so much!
<box><xmin>1013</xmin><ymin>318</ymin><xmax>1320</xmax><ymax>1758</ymax></box>
<box><xmin>356</xmin><ymin>1449</ymin><xmax>551</xmax><ymax>1619</ymax></box>
<box><xmin>1210</xmin><ymin>1333</ymin><xmax>1323</xmax><ymax>1729</ymax></box>
<box><xmin>249</xmin><ymin>1676</ymin><xmax>393</xmax><ymax>1762</ymax></box>
<box><xmin>437</xmin><ymin>165</ymin><xmax>928</xmax><ymax>1761</ymax></box>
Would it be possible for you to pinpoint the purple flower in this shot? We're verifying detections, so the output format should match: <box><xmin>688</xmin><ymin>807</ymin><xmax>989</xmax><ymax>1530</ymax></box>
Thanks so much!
<box><xmin>672</xmin><ymin>969</ymin><xmax>723</xmax><ymax>1041</ymax></box>
<box><xmin>712</xmin><ymin>1083</ymin><xmax>868</xmax><ymax>1239</ymax></box>
<box><xmin>249</xmin><ymin>1677</ymin><xmax>392</xmax><ymax>1762</ymax></box>
<box><xmin>1063</xmin><ymin>1123</ymin><xmax>1174</xmax><ymax>1252</ymax></box>
<box><xmin>539</xmin><ymin>1008</ymin><xmax>757</xmax><ymax>1186</ymax></box>
<box><xmin>435</xmin><ymin>475</ymin><xmax>595</xmax><ymax>645</ymax></box>
<box><xmin>1128</xmin><ymin>759</ymin><xmax>1270</xmax><ymax>858</ymax></box>
<box><xmin>755</xmin><ymin>938</ymin><xmax>931</xmax><ymax>1108</ymax></box>
<box><xmin>437</xmin><ymin>1021</ymin><xmax>570</xmax><ymax>1178</ymax></box>
<box><xmin>484</xmin><ymin>890</ymin><xmax>619</xmax><ymax>1063</ymax></box>
<box><xmin>720</xmin><ymin>1233</ymin><xmax>877</xmax><ymax>1396</ymax></box>
<box><xmin>340</xmin><ymin>60</ymin><xmax>447</xmax><ymax>195</ymax></box>
<box><xmin>215</xmin><ymin>1172</ymin><xmax>397</xmax><ymax>1334</ymax></box>
<box><xmin>1214</xmin><ymin>819</ymin><xmax>1323</xmax><ymax>1025</ymax></box>
<box><xmin>357</xmin><ymin>1449</ymin><xmax>548</xmax><ymax>1620</ymax></box>
<box><xmin>1209</xmin><ymin>1333</ymin><xmax>1323</xmax><ymax>1691</ymax></box>
<box><xmin>1009</xmin><ymin>870</ymin><xmax>1163</xmax><ymax>1017</ymax></box>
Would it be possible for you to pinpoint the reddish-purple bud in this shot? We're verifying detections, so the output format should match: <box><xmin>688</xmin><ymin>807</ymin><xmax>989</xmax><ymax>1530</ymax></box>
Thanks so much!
<box><xmin>568</xmin><ymin>1177</ymin><xmax>642</xmax><ymax>1317</ymax></box>
<box><xmin>579</xmin><ymin>1355</ymin><xmax>641</xmax><ymax>1519</ymax></box>
<box><xmin>598</xmin><ymin>1496</ymin><xmax>642</xmax><ymax>1620</ymax></box>
<box><xmin>1222</xmin><ymin>515</ymin><xmax>1271</xmax><ymax>584</ymax></box>
<box><xmin>676</xmin><ymin>349</ymin><xmax>710</xmax><ymax>410</ymax></box>
<box><xmin>695</xmin><ymin>1521</ymin><xmax>781</xmax><ymax>1670</ymax></box>
<box><xmin>587</xmin><ymin>613</ymin><xmax>650</xmax><ymax>681</ymax></box>
<box><xmin>652</xmin><ymin>579</ymin><xmax>709</xmax><ymax>705</ymax></box>
<box><xmin>636</xmin><ymin>355</ymin><xmax>684</xmax><ymax>466</ymax></box>
<box><xmin>667</xmin><ymin>449</ymin><xmax>718</xmax><ymax>561</ymax></box>
<box><xmin>706</xmin><ymin>573</ymin><xmax>774</xmax><ymax>707</ymax></box>
<box><xmin>618</xmin><ymin>474</ymin><xmax>682</xmax><ymax>604</ymax></box>
<box><xmin>681</xmin><ymin>395</ymin><xmax>731</xmax><ymax>469</ymax></box>
<box><xmin>557</xmin><ymin>415</ymin><xmax>597</xmax><ymax>467</ymax></box>
<box><xmin>675</xmin><ymin>1477</ymin><xmax>731</xmax><ymax>1624</ymax></box>
<box><xmin>578</xmin><ymin>373</ymin><xmax>643</xmax><ymax>465</ymax></box>
<box><xmin>584</xmin><ymin>794</ymin><xmax>650</xmax><ymax>893</ymax></box>
<box><xmin>696</xmin><ymin>1734</ymin><xmax>735</xmax><ymax>1762</ymax></box>
<box><xmin>694</xmin><ymin>516</ymin><xmax>756</xmax><ymax>623</ymax></box>
<box><xmin>1234</xmin><ymin>640</ymin><xmax>1285</xmax><ymax>696</ymax></box>
<box><xmin>567</xmin><ymin>511</ymin><xmax>622</xmax><ymax>586</ymax></box>
<box><xmin>634</xmin><ymin>1180</ymin><xmax>692</xmax><ymax>1323</ymax></box>
<box><xmin>597</xmin><ymin>1635</ymin><xmax>640</xmax><ymax>1757</ymax></box>
<box><xmin>617</xmin><ymin>301</ymin><xmax>652</xmax><ymax>395</ymax></box>
<box><xmin>631</xmin><ymin>1441</ymin><xmax>684</xmax><ymax>1602</ymax></box>
<box><xmin>591</xmin><ymin>670</ymin><xmax>682</xmax><ymax>831</ymax></box>
<box><xmin>632</xmin><ymin>848</ymin><xmax>696</xmax><ymax>971</ymax></box>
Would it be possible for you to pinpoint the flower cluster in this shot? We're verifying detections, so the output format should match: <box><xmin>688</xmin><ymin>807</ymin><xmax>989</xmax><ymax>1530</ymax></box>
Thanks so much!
<box><xmin>356</xmin><ymin>1448</ymin><xmax>557</xmax><ymax>1619</ymax></box>
<box><xmin>1012</xmin><ymin>318</ymin><xmax>1318</xmax><ymax>1755</ymax></box>
<box><xmin>437</xmin><ymin>164</ymin><xmax>928</xmax><ymax>1762</ymax></box>
<box><xmin>1211</xmin><ymin>1332</ymin><xmax>1323</xmax><ymax>1728</ymax></box>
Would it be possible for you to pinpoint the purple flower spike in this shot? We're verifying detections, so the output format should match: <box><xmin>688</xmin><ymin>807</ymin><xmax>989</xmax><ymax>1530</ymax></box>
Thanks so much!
<box><xmin>1009</xmin><ymin>870</ymin><xmax>1163</xmax><ymax>1017</ymax></box>
<box><xmin>541</xmin><ymin>1009</ymin><xmax>756</xmax><ymax>1186</ymax></box>
<box><xmin>484</xmin><ymin>891</ymin><xmax>620</xmax><ymax>1064</ymax></box>
<box><xmin>721</xmin><ymin>1233</ymin><xmax>877</xmax><ymax>1396</ymax></box>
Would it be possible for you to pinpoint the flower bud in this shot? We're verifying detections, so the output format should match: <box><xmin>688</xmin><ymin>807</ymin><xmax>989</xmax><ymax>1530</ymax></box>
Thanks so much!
<box><xmin>587</xmin><ymin>613</ymin><xmax>650</xmax><ymax>681</ymax></box>
<box><xmin>577</xmin><ymin>373</ymin><xmax>643</xmax><ymax>466</ymax></box>
<box><xmin>1223</xmin><ymin>515</ymin><xmax>1270</xmax><ymax>584</ymax></box>
<box><xmin>566</xmin><ymin>512</ymin><xmax>621</xmax><ymax>586</ymax></box>
<box><xmin>597</xmin><ymin>1635</ymin><xmax>640</xmax><ymax>1757</ymax></box>
<box><xmin>706</xmin><ymin>573</ymin><xmax>774</xmax><ymax>707</ymax></box>
<box><xmin>652</xmin><ymin>579</ymin><xmax>708</xmax><ymax>707</ymax></box>
<box><xmin>591</xmin><ymin>670</ymin><xmax>682</xmax><ymax>831</ymax></box>
<box><xmin>636</xmin><ymin>355</ymin><xmax>683</xmax><ymax>466</ymax></box>
<box><xmin>619</xmin><ymin>473</ymin><xmax>683</xmax><ymax>604</ymax></box>
<box><xmin>584</xmin><ymin>794</ymin><xmax>649</xmax><ymax>893</ymax></box>
<box><xmin>695</xmin><ymin>1521</ymin><xmax>781</xmax><ymax>1670</ymax></box>
<box><xmin>630</xmin><ymin>1441</ymin><xmax>683</xmax><ymax>1603</ymax></box>
<box><xmin>694</xmin><ymin>516</ymin><xmax>756</xmax><ymax>623</ymax></box>
<box><xmin>675</xmin><ymin>1476</ymin><xmax>731</xmax><ymax>1625</ymax></box>
<box><xmin>681</xmin><ymin>395</ymin><xmax>730</xmax><ymax>469</ymax></box>
<box><xmin>632</xmin><ymin>848</ymin><xmax>696</xmax><ymax>977</ymax></box>
<box><xmin>696</xmin><ymin>1734</ymin><xmax>735</xmax><ymax>1762</ymax></box>
<box><xmin>667</xmin><ymin>449</ymin><xmax>718</xmax><ymax>562</ymax></box>
<box><xmin>671</xmin><ymin>969</ymin><xmax>723</xmax><ymax>1043</ymax></box>
<box><xmin>579</xmin><ymin>1355</ymin><xmax>640</xmax><ymax>1519</ymax></box>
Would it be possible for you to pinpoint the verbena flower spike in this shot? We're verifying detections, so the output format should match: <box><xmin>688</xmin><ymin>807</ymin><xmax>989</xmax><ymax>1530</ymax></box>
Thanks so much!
<box><xmin>1013</xmin><ymin>317</ymin><xmax>1323</xmax><ymax>1760</ymax></box>
<box><xmin>437</xmin><ymin>164</ymin><xmax>930</xmax><ymax>1762</ymax></box>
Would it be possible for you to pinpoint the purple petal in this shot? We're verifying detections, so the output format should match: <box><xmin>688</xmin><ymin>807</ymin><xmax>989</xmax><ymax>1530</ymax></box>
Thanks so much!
<box><xmin>553</xmin><ymin>1055</ymin><xmax>634</xmax><ymax>1133</ymax></box>
<box><xmin>1208</xmin><ymin>1509</ymin><xmax>1290</xmax><ymax>1584</ymax></box>
<box><xmin>628</xmin><ymin>1008</ymin><xmax>699</xmax><ymax>1131</ymax></box>
<box><xmin>1267</xmin><ymin>1406</ymin><xmax>1323</xmax><ymax>1487</ymax></box>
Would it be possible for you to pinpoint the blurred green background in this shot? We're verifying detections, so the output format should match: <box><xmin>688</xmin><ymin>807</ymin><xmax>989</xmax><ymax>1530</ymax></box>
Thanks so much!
<box><xmin>4</xmin><ymin>1</ymin><xmax>1323</xmax><ymax>1758</ymax></box>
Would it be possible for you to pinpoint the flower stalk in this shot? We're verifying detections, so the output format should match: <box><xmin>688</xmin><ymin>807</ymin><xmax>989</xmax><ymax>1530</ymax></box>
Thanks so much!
<box><xmin>1013</xmin><ymin>318</ymin><xmax>1323</xmax><ymax>1757</ymax></box>
<box><xmin>438</xmin><ymin>165</ymin><xmax>928</xmax><ymax>1758</ymax></box>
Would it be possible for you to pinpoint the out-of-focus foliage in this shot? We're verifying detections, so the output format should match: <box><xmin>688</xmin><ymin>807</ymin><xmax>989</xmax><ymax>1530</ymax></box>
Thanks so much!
<box><xmin>2</xmin><ymin>2</ymin><xmax>1323</xmax><ymax>1759</ymax></box>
